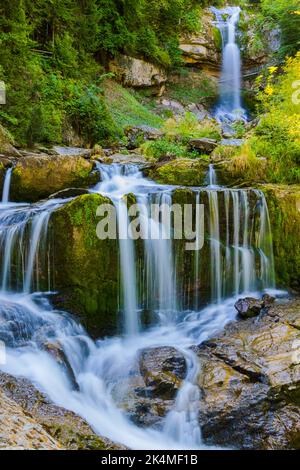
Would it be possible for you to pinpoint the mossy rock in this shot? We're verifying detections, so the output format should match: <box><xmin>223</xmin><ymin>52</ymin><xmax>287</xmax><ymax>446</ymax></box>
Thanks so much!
<box><xmin>10</xmin><ymin>155</ymin><xmax>98</xmax><ymax>202</ymax></box>
<box><xmin>261</xmin><ymin>185</ymin><xmax>300</xmax><ymax>291</ymax></box>
<box><xmin>145</xmin><ymin>158</ymin><xmax>209</xmax><ymax>186</ymax></box>
<box><xmin>0</xmin><ymin>124</ymin><xmax>20</xmax><ymax>157</ymax></box>
<box><xmin>50</xmin><ymin>193</ymin><xmax>119</xmax><ymax>336</ymax></box>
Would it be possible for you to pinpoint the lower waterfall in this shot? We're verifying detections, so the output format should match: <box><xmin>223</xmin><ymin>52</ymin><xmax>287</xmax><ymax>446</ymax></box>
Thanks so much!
<box><xmin>0</xmin><ymin>163</ymin><xmax>278</xmax><ymax>449</ymax></box>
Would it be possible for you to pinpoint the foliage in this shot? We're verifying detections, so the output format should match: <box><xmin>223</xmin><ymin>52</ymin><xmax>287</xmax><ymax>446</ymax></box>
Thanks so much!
<box><xmin>141</xmin><ymin>138</ymin><xmax>188</xmax><ymax>160</ymax></box>
<box><xmin>236</xmin><ymin>54</ymin><xmax>300</xmax><ymax>183</ymax></box>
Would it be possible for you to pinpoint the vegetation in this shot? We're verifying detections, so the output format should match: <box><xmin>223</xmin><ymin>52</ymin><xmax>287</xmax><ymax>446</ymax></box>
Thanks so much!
<box><xmin>233</xmin><ymin>54</ymin><xmax>300</xmax><ymax>183</ymax></box>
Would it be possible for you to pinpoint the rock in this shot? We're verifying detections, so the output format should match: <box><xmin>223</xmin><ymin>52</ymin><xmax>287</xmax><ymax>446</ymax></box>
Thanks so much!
<box><xmin>49</xmin><ymin>188</ymin><xmax>90</xmax><ymax>199</ymax></box>
<box><xmin>262</xmin><ymin>294</ymin><xmax>276</xmax><ymax>308</ymax></box>
<box><xmin>0</xmin><ymin>371</ymin><xmax>122</xmax><ymax>449</ymax></box>
<box><xmin>50</xmin><ymin>194</ymin><xmax>119</xmax><ymax>336</ymax></box>
<box><xmin>234</xmin><ymin>297</ymin><xmax>263</xmax><ymax>319</ymax></box>
<box><xmin>261</xmin><ymin>185</ymin><xmax>300</xmax><ymax>292</ymax></box>
<box><xmin>115</xmin><ymin>347</ymin><xmax>187</xmax><ymax>427</ymax></box>
<box><xmin>179</xmin><ymin>9</ymin><xmax>221</xmax><ymax>74</ymax></box>
<box><xmin>104</xmin><ymin>153</ymin><xmax>146</xmax><ymax>165</ymax></box>
<box><xmin>125</xmin><ymin>125</ymin><xmax>163</xmax><ymax>150</ymax></box>
<box><xmin>10</xmin><ymin>155</ymin><xmax>97</xmax><ymax>202</ymax></box>
<box><xmin>196</xmin><ymin>298</ymin><xmax>300</xmax><ymax>449</ymax></box>
<box><xmin>189</xmin><ymin>138</ymin><xmax>218</xmax><ymax>154</ymax></box>
<box><xmin>139</xmin><ymin>347</ymin><xmax>187</xmax><ymax>400</ymax></box>
<box><xmin>52</xmin><ymin>146</ymin><xmax>92</xmax><ymax>159</ymax></box>
<box><xmin>144</xmin><ymin>159</ymin><xmax>209</xmax><ymax>186</ymax></box>
<box><xmin>109</xmin><ymin>55</ymin><xmax>167</xmax><ymax>93</ymax></box>
<box><xmin>42</xmin><ymin>341</ymin><xmax>79</xmax><ymax>391</ymax></box>
<box><xmin>0</xmin><ymin>389</ymin><xmax>61</xmax><ymax>449</ymax></box>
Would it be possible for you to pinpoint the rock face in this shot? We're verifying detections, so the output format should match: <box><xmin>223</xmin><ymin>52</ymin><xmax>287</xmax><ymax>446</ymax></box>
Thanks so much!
<box><xmin>109</xmin><ymin>55</ymin><xmax>167</xmax><ymax>94</ymax></box>
<box><xmin>261</xmin><ymin>185</ymin><xmax>300</xmax><ymax>292</ymax></box>
<box><xmin>179</xmin><ymin>10</ymin><xmax>221</xmax><ymax>75</ymax></box>
<box><xmin>0</xmin><ymin>388</ymin><xmax>61</xmax><ymax>450</ymax></box>
<box><xmin>10</xmin><ymin>155</ymin><xmax>97</xmax><ymax>202</ymax></box>
<box><xmin>50</xmin><ymin>194</ymin><xmax>119</xmax><ymax>336</ymax></box>
<box><xmin>125</xmin><ymin>125</ymin><xmax>163</xmax><ymax>150</ymax></box>
<box><xmin>0</xmin><ymin>371</ymin><xmax>120</xmax><ymax>449</ymax></box>
<box><xmin>197</xmin><ymin>299</ymin><xmax>300</xmax><ymax>449</ymax></box>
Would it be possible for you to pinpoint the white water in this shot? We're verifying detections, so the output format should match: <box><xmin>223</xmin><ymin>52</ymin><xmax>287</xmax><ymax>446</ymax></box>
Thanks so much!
<box><xmin>0</xmin><ymin>163</ymin><xmax>278</xmax><ymax>449</ymax></box>
<box><xmin>212</xmin><ymin>6</ymin><xmax>247</xmax><ymax>122</ymax></box>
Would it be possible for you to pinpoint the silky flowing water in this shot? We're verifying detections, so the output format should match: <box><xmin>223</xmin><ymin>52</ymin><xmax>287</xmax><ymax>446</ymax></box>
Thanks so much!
<box><xmin>0</xmin><ymin>162</ymin><xmax>278</xmax><ymax>449</ymax></box>
<box><xmin>211</xmin><ymin>6</ymin><xmax>247</xmax><ymax>122</ymax></box>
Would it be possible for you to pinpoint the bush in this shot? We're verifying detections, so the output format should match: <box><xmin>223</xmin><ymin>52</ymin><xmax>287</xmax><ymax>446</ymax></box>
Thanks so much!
<box><xmin>141</xmin><ymin>138</ymin><xmax>187</xmax><ymax>160</ymax></box>
<box><xmin>163</xmin><ymin>113</ymin><xmax>222</xmax><ymax>143</ymax></box>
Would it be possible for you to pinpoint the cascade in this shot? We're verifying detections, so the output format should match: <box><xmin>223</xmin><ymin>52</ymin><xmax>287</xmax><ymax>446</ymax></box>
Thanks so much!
<box><xmin>211</xmin><ymin>6</ymin><xmax>247</xmax><ymax>122</ymax></box>
<box><xmin>0</xmin><ymin>161</ymin><xmax>277</xmax><ymax>449</ymax></box>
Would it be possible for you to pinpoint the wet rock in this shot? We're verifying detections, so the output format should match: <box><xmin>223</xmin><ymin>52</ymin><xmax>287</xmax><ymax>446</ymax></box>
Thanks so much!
<box><xmin>139</xmin><ymin>346</ymin><xmax>187</xmax><ymax>400</ymax></box>
<box><xmin>189</xmin><ymin>138</ymin><xmax>218</xmax><ymax>154</ymax></box>
<box><xmin>49</xmin><ymin>187</ymin><xmax>90</xmax><ymax>199</ymax></box>
<box><xmin>125</xmin><ymin>125</ymin><xmax>163</xmax><ymax>150</ymax></box>
<box><xmin>109</xmin><ymin>55</ymin><xmax>167</xmax><ymax>94</ymax></box>
<box><xmin>0</xmin><ymin>124</ymin><xmax>21</xmax><ymax>158</ymax></box>
<box><xmin>234</xmin><ymin>297</ymin><xmax>263</xmax><ymax>319</ymax></box>
<box><xmin>196</xmin><ymin>298</ymin><xmax>300</xmax><ymax>449</ymax></box>
<box><xmin>0</xmin><ymin>371</ymin><xmax>122</xmax><ymax>449</ymax></box>
<box><xmin>10</xmin><ymin>155</ymin><xmax>97</xmax><ymax>202</ymax></box>
<box><xmin>52</xmin><ymin>146</ymin><xmax>92</xmax><ymax>159</ymax></box>
<box><xmin>0</xmin><ymin>389</ymin><xmax>61</xmax><ymax>449</ymax></box>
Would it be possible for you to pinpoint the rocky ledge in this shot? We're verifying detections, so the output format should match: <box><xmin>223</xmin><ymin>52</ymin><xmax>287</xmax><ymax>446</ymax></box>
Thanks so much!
<box><xmin>131</xmin><ymin>298</ymin><xmax>300</xmax><ymax>449</ymax></box>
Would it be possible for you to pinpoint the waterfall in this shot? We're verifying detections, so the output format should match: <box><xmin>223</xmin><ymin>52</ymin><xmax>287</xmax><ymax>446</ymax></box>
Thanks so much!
<box><xmin>2</xmin><ymin>167</ymin><xmax>12</xmax><ymax>204</ymax></box>
<box><xmin>0</xmin><ymin>162</ymin><xmax>278</xmax><ymax>450</ymax></box>
<box><xmin>211</xmin><ymin>6</ymin><xmax>247</xmax><ymax>122</ymax></box>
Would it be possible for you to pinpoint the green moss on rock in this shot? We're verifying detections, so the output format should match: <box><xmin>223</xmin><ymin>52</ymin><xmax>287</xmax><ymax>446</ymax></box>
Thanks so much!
<box><xmin>50</xmin><ymin>194</ymin><xmax>119</xmax><ymax>336</ymax></box>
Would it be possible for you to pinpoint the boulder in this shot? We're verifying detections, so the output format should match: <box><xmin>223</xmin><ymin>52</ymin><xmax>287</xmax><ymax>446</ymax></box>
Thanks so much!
<box><xmin>139</xmin><ymin>347</ymin><xmax>187</xmax><ymax>400</ymax></box>
<box><xmin>144</xmin><ymin>158</ymin><xmax>209</xmax><ymax>186</ymax></box>
<box><xmin>179</xmin><ymin>9</ymin><xmax>221</xmax><ymax>74</ymax></box>
<box><xmin>234</xmin><ymin>297</ymin><xmax>263</xmax><ymax>319</ymax></box>
<box><xmin>10</xmin><ymin>155</ymin><xmax>97</xmax><ymax>202</ymax></box>
<box><xmin>49</xmin><ymin>187</ymin><xmax>90</xmax><ymax>199</ymax></box>
<box><xmin>0</xmin><ymin>124</ymin><xmax>21</xmax><ymax>158</ymax></box>
<box><xmin>103</xmin><ymin>153</ymin><xmax>146</xmax><ymax>165</ymax></box>
<box><xmin>189</xmin><ymin>138</ymin><xmax>218</xmax><ymax>154</ymax></box>
<box><xmin>109</xmin><ymin>55</ymin><xmax>167</xmax><ymax>93</ymax></box>
<box><xmin>52</xmin><ymin>146</ymin><xmax>92</xmax><ymax>159</ymax></box>
<box><xmin>0</xmin><ymin>371</ymin><xmax>121</xmax><ymax>449</ymax></box>
<box><xmin>196</xmin><ymin>298</ymin><xmax>300</xmax><ymax>449</ymax></box>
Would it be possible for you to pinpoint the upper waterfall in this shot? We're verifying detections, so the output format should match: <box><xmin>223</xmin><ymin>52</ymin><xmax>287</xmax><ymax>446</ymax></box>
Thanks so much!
<box><xmin>211</xmin><ymin>6</ymin><xmax>247</xmax><ymax>122</ymax></box>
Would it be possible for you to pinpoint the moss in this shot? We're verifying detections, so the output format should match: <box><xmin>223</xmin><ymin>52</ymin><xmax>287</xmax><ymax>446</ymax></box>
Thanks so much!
<box><xmin>212</xmin><ymin>26</ymin><xmax>222</xmax><ymax>51</ymax></box>
<box><xmin>146</xmin><ymin>158</ymin><xmax>209</xmax><ymax>186</ymax></box>
<box><xmin>50</xmin><ymin>194</ymin><xmax>120</xmax><ymax>337</ymax></box>
<box><xmin>261</xmin><ymin>185</ymin><xmax>300</xmax><ymax>291</ymax></box>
